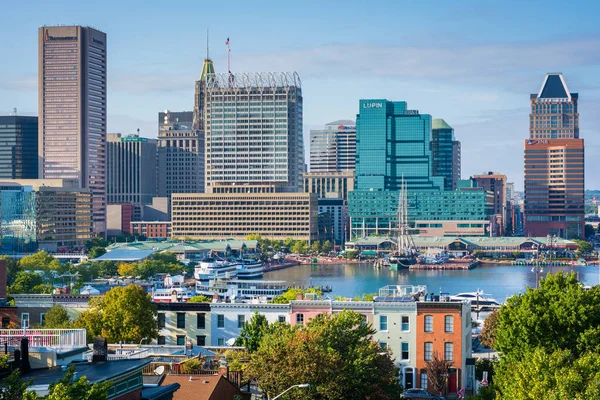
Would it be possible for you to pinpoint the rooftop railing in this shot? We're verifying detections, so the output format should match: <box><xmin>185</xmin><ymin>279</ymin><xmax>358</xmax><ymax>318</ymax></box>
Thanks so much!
<box><xmin>0</xmin><ymin>329</ymin><xmax>87</xmax><ymax>350</ymax></box>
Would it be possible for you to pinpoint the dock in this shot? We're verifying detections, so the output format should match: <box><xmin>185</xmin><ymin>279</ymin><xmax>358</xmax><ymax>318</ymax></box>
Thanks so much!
<box><xmin>409</xmin><ymin>261</ymin><xmax>479</xmax><ymax>270</ymax></box>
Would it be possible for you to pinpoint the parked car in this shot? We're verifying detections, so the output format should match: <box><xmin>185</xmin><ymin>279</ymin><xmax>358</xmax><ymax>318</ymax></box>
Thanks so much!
<box><xmin>401</xmin><ymin>388</ymin><xmax>445</xmax><ymax>400</ymax></box>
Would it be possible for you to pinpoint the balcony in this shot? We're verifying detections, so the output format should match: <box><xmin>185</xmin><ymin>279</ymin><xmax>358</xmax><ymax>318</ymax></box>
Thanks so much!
<box><xmin>0</xmin><ymin>328</ymin><xmax>87</xmax><ymax>351</ymax></box>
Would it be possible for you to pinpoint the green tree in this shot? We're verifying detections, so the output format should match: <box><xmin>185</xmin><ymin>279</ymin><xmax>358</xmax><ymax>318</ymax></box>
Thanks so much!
<box><xmin>87</xmin><ymin>247</ymin><xmax>106</xmax><ymax>260</ymax></box>
<box><xmin>0</xmin><ymin>369</ymin><xmax>35</xmax><ymax>400</ymax></box>
<box><xmin>321</xmin><ymin>240</ymin><xmax>333</xmax><ymax>253</ymax></box>
<box><xmin>424</xmin><ymin>352</ymin><xmax>452</xmax><ymax>396</ymax></box>
<box><xmin>584</xmin><ymin>224</ymin><xmax>595</xmax><ymax>239</ymax></box>
<box><xmin>85</xmin><ymin>236</ymin><xmax>109</xmax><ymax>251</ymax></box>
<box><xmin>495</xmin><ymin>271</ymin><xmax>600</xmax><ymax>362</ymax></box>
<box><xmin>46</xmin><ymin>365</ymin><xmax>112</xmax><ymax>400</ymax></box>
<box><xmin>291</xmin><ymin>241</ymin><xmax>305</xmax><ymax>254</ymax></box>
<box><xmin>352</xmin><ymin>293</ymin><xmax>377</xmax><ymax>301</ymax></box>
<box><xmin>1</xmin><ymin>256</ymin><xmax>21</xmax><ymax>286</ymax></box>
<box><xmin>73</xmin><ymin>285</ymin><xmax>158</xmax><ymax>344</ymax></box>
<box><xmin>311</xmin><ymin>240</ymin><xmax>321</xmax><ymax>254</ymax></box>
<box><xmin>8</xmin><ymin>271</ymin><xmax>51</xmax><ymax>294</ymax></box>
<box><xmin>271</xmin><ymin>288</ymin><xmax>322</xmax><ymax>304</ymax></box>
<box><xmin>345</xmin><ymin>250</ymin><xmax>358</xmax><ymax>259</ymax></box>
<box><xmin>18</xmin><ymin>251</ymin><xmax>61</xmax><ymax>272</ymax></box>
<box><xmin>234</xmin><ymin>312</ymin><xmax>270</xmax><ymax>353</ymax></box>
<box><xmin>188</xmin><ymin>295</ymin><xmax>212</xmax><ymax>303</ymax></box>
<box><xmin>117</xmin><ymin>263</ymin><xmax>136</xmax><ymax>277</ymax></box>
<box><xmin>283</xmin><ymin>237</ymin><xmax>296</xmax><ymax>252</ymax></box>
<box><xmin>479</xmin><ymin>310</ymin><xmax>498</xmax><ymax>349</ymax></box>
<box><xmin>43</xmin><ymin>304</ymin><xmax>71</xmax><ymax>329</ymax></box>
<box><xmin>495</xmin><ymin>349</ymin><xmax>600</xmax><ymax>400</ymax></box>
<box><xmin>246</xmin><ymin>310</ymin><xmax>402</xmax><ymax>400</ymax></box>
<box><xmin>573</xmin><ymin>239</ymin><xmax>593</xmax><ymax>256</ymax></box>
<box><xmin>152</xmin><ymin>252</ymin><xmax>178</xmax><ymax>264</ymax></box>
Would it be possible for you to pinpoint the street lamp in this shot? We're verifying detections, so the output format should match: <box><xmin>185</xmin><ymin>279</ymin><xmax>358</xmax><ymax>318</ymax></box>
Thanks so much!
<box><xmin>271</xmin><ymin>384</ymin><xmax>310</xmax><ymax>400</ymax></box>
<box><xmin>546</xmin><ymin>234</ymin><xmax>556</xmax><ymax>274</ymax></box>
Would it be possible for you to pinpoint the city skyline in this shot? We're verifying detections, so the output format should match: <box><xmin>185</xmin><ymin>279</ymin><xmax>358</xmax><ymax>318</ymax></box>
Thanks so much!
<box><xmin>1</xmin><ymin>1</ymin><xmax>599</xmax><ymax>190</ymax></box>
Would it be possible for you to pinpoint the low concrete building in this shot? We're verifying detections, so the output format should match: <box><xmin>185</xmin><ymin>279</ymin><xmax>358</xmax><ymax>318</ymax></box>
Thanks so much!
<box><xmin>171</xmin><ymin>191</ymin><xmax>318</xmax><ymax>240</ymax></box>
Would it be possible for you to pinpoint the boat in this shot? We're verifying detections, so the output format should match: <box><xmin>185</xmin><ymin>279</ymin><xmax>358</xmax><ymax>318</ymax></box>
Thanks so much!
<box><xmin>236</xmin><ymin>258</ymin><xmax>264</xmax><ymax>279</ymax></box>
<box><xmin>576</xmin><ymin>258</ymin><xmax>587</xmax><ymax>266</ymax></box>
<box><xmin>389</xmin><ymin>178</ymin><xmax>418</xmax><ymax>270</ymax></box>
<box><xmin>449</xmin><ymin>292</ymin><xmax>501</xmax><ymax>308</ymax></box>
<box><xmin>195</xmin><ymin>279</ymin><xmax>288</xmax><ymax>302</ymax></box>
<box><xmin>194</xmin><ymin>257</ymin><xmax>239</xmax><ymax>281</ymax></box>
<box><xmin>151</xmin><ymin>274</ymin><xmax>195</xmax><ymax>303</ymax></box>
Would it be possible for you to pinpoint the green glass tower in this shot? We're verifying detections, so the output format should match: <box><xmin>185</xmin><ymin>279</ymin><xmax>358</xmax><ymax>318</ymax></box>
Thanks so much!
<box><xmin>431</xmin><ymin>119</ymin><xmax>457</xmax><ymax>191</ymax></box>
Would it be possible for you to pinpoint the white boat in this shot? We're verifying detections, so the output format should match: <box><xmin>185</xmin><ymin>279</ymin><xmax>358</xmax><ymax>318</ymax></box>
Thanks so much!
<box><xmin>449</xmin><ymin>292</ymin><xmax>501</xmax><ymax>308</ymax></box>
<box><xmin>195</xmin><ymin>279</ymin><xmax>288</xmax><ymax>302</ymax></box>
<box><xmin>152</xmin><ymin>287</ymin><xmax>195</xmax><ymax>303</ymax></box>
<box><xmin>194</xmin><ymin>257</ymin><xmax>238</xmax><ymax>281</ymax></box>
<box><xmin>236</xmin><ymin>259</ymin><xmax>264</xmax><ymax>279</ymax></box>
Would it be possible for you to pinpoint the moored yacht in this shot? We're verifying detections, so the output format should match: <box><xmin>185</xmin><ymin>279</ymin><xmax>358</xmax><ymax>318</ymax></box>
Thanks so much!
<box><xmin>195</xmin><ymin>279</ymin><xmax>288</xmax><ymax>302</ymax></box>
<box><xmin>449</xmin><ymin>292</ymin><xmax>501</xmax><ymax>308</ymax></box>
<box><xmin>194</xmin><ymin>257</ymin><xmax>239</xmax><ymax>281</ymax></box>
<box><xmin>236</xmin><ymin>258</ymin><xmax>264</xmax><ymax>279</ymax></box>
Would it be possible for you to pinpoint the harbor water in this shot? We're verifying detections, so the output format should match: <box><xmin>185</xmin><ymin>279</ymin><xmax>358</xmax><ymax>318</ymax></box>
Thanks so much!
<box><xmin>264</xmin><ymin>263</ymin><xmax>600</xmax><ymax>301</ymax></box>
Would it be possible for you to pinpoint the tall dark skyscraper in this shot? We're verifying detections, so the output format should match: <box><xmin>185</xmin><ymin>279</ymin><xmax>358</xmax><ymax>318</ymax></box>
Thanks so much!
<box><xmin>0</xmin><ymin>115</ymin><xmax>38</xmax><ymax>179</ymax></box>
<box><xmin>38</xmin><ymin>26</ymin><xmax>107</xmax><ymax>236</ymax></box>
<box><xmin>431</xmin><ymin>119</ymin><xmax>460</xmax><ymax>191</ymax></box>
<box><xmin>524</xmin><ymin>73</ymin><xmax>584</xmax><ymax>238</ymax></box>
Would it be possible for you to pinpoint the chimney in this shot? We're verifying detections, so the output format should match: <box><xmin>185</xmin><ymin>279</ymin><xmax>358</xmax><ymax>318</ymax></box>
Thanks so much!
<box><xmin>296</xmin><ymin>293</ymin><xmax>303</xmax><ymax>301</ymax></box>
<box><xmin>92</xmin><ymin>337</ymin><xmax>108</xmax><ymax>362</ymax></box>
<box><xmin>0</xmin><ymin>260</ymin><xmax>6</xmax><ymax>299</ymax></box>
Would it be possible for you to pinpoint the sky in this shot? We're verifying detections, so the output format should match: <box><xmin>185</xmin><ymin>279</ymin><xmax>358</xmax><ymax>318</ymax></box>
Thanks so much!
<box><xmin>1</xmin><ymin>0</ymin><xmax>599</xmax><ymax>190</ymax></box>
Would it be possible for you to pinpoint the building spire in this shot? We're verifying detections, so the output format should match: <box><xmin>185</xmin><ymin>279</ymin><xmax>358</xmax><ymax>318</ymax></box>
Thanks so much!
<box><xmin>206</xmin><ymin>28</ymin><xmax>209</xmax><ymax>60</ymax></box>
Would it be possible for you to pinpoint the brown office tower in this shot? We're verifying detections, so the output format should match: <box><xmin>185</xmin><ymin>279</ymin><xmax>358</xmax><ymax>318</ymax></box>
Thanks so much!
<box><xmin>38</xmin><ymin>26</ymin><xmax>107</xmax><ymax>236</ymax></box>
<box><xmin>524</xmin><ymin>73</ymin><xmax>584</xmax><ymax>239</ymax></box>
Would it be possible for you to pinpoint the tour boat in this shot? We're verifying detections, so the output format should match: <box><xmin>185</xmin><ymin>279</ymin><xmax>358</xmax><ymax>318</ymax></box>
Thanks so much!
<box><xmin>449</xmin><ymin>292</ymin><xmax>501</xmax><ymax>308</ymax></box>
<box><xmin>236</xmin><ymin>258</ymin><xmax>264</xmax><ymax>279</ymax></box>
<box><xmin>194</xmin><ymin>257</ymin><xmax>239</xmax><ymax>281</ymax></box>
<box><xmin>195</xmin><ymin>279</ymin><xmax>288</xmax><ymax>302</ymax></box>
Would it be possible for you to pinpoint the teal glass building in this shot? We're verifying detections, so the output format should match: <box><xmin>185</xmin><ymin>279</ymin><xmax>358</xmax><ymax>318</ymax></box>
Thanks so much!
<box><xmin>0</xmin><ymin>186</ymin><xmax>38</xmax><ymax>253</ymax></box>
<box><xmin>349</xmin><ymin>100</ymin><xmax>490</xmax><ymax>239</ymax></box>
<box><xmin>431</xmin><ymin>119</ymin><xmax>456</xmax><ymax>191</ymax></box>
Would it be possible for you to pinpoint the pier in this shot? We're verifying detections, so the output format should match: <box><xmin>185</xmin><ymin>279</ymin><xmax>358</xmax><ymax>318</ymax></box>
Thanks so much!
<box><xmin>409</xmin><ymin>261</ymin><xmax>479</xmax><ymax>270</ymax></box>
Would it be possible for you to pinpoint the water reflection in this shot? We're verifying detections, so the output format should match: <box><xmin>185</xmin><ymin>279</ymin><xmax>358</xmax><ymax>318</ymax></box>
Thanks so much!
<box><xmin>265</xmin><ymin>263</ymin><xmax>600</xmax><ymax>301</ymax></box>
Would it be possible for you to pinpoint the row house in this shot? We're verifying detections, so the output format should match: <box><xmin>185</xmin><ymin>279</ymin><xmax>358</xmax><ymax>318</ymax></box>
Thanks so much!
<box><xmin>156</xmin><ymin>302</ymin><xmax>211</xmax><ymax>346</ymax></box>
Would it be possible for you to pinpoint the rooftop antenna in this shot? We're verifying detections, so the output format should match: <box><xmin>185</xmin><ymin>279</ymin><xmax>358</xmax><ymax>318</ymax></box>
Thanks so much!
<box><xmin>13</xmin><ymin>108</ymin><xmax>17</xmax><ymax>116</ymax></box>
<box><xmin>226</xmin><ymin>37</ymin><xmax>231</xmax><ymax>73</ymax></box>
<box><xmin>206</xmin><ymin>29</ymin><xmax>209</xmax><ymax>60</ymax></box>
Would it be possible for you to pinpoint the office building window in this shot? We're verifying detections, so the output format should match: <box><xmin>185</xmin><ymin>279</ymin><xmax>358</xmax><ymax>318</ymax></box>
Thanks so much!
<box><xmin>424</xmin><ymin>342</ymin><xmax>433</xmax><ymax>361</ymax></box>
<box><xmin>420</xmin><ymin>371</ymin><xmax>428</xmax><ymax>389</ymax></box>
<box><xmin>278</xmin><ymin>315</ymin><xmax>286</xmax><ymax>323</ymax></box>
<box><xmin>379</xmin><ymin>315</ymin><xmax>388</xmax><ymax>331</ymax></box>
<box><xmin>176</xmin><ymin>313</ymin><xmax>185</xmax><ymax>329</ymax></box>
<box><xmin>424</xmin><ymin>315</ymin><xmax>433</xmax><ymax>332</ymax></box>
<box><xmin>401</xmin><ymin>316</ymin><xmax>409</xmax><ymax>332</ymax></box>
<box><xmin>196</xmin><ymin>336</ymin><xmax>206</xmax><ymax>346</ymax></box>
<box><xmin>445</xmin><ymin>342</ymin><xmax>453</xmax><ymax>361</ymax></box>
<box><xmin>158</xmin><ymin>336</ymin><xmax>166</xmax><ymax>345</ymax></box>
<box><xmin>197</xmin><ymin>313</ymin><xmax>205</xmax><ymax>329</ymax></box>
<box><xmin>176</xmin><ymin>335</ymin><xmax>185</xmax><ymax>346</ymax></box>
<box><xmin>238</xmin><ymin>315</ymin><xmax>246</xmax><ymax>328</ymax></box>
<box><xmin>296</xmin><ymin>314</ymin><xmax>304</xmax><ymax>325</ymax></box>
<box><xmin>445</xmin><ymin>316</ymin><xmax>454</xmax><ymax>333</ymax></box>
<box><xmin>401</xmin><ymin>342</ymin><xmax>409</xmax><ymax>360</ymax></box>
<box><xmin>158</xmin><ymin>313</ymin><xmax>165</xmax><ymax>328</ymax></box>
<box><xmin>217</xmin><ymin>314</ymin><xmax>224</xmax><ymax>328</ymax></box>
<box><xmin>218</xmin><ymin>338</ymin><xmax>224</xmax><ymax>346</ymax></box>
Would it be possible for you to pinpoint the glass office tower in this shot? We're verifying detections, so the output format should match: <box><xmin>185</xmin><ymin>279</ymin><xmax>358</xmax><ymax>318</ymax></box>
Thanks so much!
<box><xmin>0</xmin><ymin>116</ymin><xmax>38</xmax><ymax>179</ymax></box>
<box><xmin>431</xmin><ymin>119</ymin><xmax>458</xmax><ymax>191</ymax></box>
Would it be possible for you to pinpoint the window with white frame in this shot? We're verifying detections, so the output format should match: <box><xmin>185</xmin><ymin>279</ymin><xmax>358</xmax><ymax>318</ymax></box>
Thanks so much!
<box><xmin>424</xmin><ymin>315</ymin><xmax>433</xmax><ymax>332</ymax></box>
<box><xmin>401</xmin><ymin>316</ymin><xmax>409</xmax><ymax>332</ymax></box>
<box><xmin>379</xmin><ymin>315</ymin><xmax>388</xmax><ymax>331</ymax></box>
<box><xmin>424</xmin><ymin>342</ymin><xmax>433</xmax><ymax>361</ymax></box>
<box><xmin>21</xmin><ymin>313</ymin><xmax>29</xmax><ymax>329</ymax></box>
<box><xmin>445</xmin><ymin>342</ymin><xmax>453</xmax><ymax>361</ymax></box>
<box><xmin>445</xmin><ymin>315</ymin><xmax>454</xmax><ymax>333</ymax></box>
<box><xmin>237</xmin><ymin>315</ymin><xmax>246</xmax><ymax>328</ymax></box>
<box><xmin>401</xmin><ymin>342</ymin><xmax>409</xmax><ymax>360</ymax></box>
<box><xmin>296</xmin><ymin>314</ymin><xmax>304</xmax><ymax>325</ymax></box>
<box><xmin>420</xmin><ymin>371</ymin><xmax>428</xmax><ymax>389</ymax></box>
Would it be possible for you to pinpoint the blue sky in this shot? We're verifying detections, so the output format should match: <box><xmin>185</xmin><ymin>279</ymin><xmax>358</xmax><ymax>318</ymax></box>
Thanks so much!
<box><xmin>1</xmin><ymin>0</ymin><xmax>599</xmax><ymax>190</ymax></box>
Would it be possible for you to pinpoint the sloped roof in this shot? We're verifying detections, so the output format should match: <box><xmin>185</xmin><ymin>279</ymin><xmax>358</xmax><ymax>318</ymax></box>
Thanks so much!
<box><xmin>432</xmin><ymin>118</ymin><xmax>453</xmax><ymax>130</ymax></box>
<box><xmin>91</xmin><ymin>249</ymin><xmax>157</xmax><ymax>262</ymax></box>
<box><xmin>162</xmin><ymin>375</ymin><xmax>241</xmax><ymax>400</ymax></box>
<box><xmin>538</xmin><ymin>73</ymin><xmax>571</xmax><ymax>100</ymax></box>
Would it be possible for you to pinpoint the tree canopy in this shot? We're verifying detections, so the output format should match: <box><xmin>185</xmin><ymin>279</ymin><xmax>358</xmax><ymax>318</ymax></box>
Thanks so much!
<box><xmin>270</xmin><ymin>288</ymin><xmax>321</xmax><ymax>304</ymax></box>
<box><xmin>87</xmin><ymin>247</ymin><xmax>106</xmax><ymax>260</ymax></box>
<box><xmin>246</xmin><ymin>310</ymin><xmax>402</xmax><ymax>400</ymax></box>
<box><xmin>8</xmin><ymin>271</ymin><xmax>52</xmax><ymax>295</ymax></box>
<box><xmin>43</xmin><ymin>305</ymin><xmax>71</xmax><ymax>329</ymax></box>
<box><xmin>234</xmin><ymin>312</ymin><xmax>270</xmax><ymax>353</ymax></box>
<box><xmin>572</xmin><ymin>239</ymin><xmax>593</xmax><ymax>256</ymax></box>
<box><xmin>73</xmin><ymin>285</ymin><xmax>158</xmax><ymax>343</ymax></box>
<box><xmin>479</xmin><ymin>310</ymin><xmax>498</xmax><ymax>349</ymax></box>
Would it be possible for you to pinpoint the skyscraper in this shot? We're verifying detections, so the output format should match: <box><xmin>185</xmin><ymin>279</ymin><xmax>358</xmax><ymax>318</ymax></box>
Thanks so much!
<box><xmin>472</xmin><ymin>172</ymin><xmax>507</xmax><ymax>236</ymax></box>
<box><xmin>431</xmin><ymin>119</ymin><xmax>459</xmax><ymax>191</ymax></box>
<box><xmin>524</xmin><ymin>73</ymin><xmax>584</xmax><ymax>238</ymax></box>
<box><xmin>38</xmin><ymin>26</ymin><xmax>107</xmax><ymax>236</ymax></box>
<box><xmin>0</xmin><ymin>115</ymin><xmax>38</xmax><ymax>179</ymax></box>
<box><xmin>309</xmin><ymin>120</ymin><xmax>356</xmax><ymax>172</ymax></box>
<box><xmin>106</xmin><ymin>133</ymin><xmax>157</xmax><ymax>205</ymax></box>
<box><xmin>204</xmin><ymin>72</ymin><xmax>303</xmax><ymax>192</ymax></box>
<box><xmin>157</xmin><ymin>110</ymin><xmax>204</xmax><ymax>196</ymax></box>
